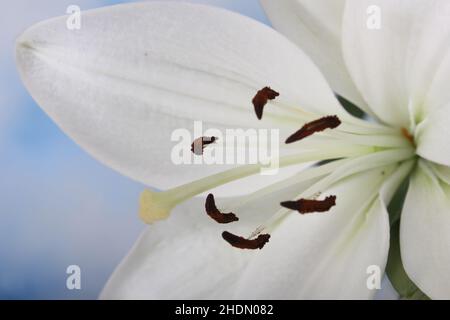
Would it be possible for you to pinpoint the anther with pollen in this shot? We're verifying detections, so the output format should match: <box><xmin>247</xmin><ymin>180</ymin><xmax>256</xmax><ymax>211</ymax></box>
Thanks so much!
<box><xmin>191</xmin><ymin>136</ymin><xmax>217</xmax><ymax>155</ymax></box>
<box><xmin>280</xmin><ymin>195</ymin><xmax>336</xmax><ymax>214</ymax></box>
<box><xmin>252</xmin><ymin>87</ymin><xmax>279</xmax><ymax>120</ymax></box>
<box><xmin>222</xmin><ymin>231</ymin><xmax>270</xmax><ymax>250</ymax></box>
<box><xmin>285</xmin><ymin>115</ymin><xmax>341</xmax><ymax>144</ymax></box>
<box><xmin>205</xmin><ymin>194</ymin><xmax>239</xmax><ymax>224</ymax></box>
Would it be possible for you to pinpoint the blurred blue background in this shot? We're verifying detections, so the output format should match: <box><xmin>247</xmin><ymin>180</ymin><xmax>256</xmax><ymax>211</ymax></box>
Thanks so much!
<box><xmin>0</xmin><ymin>0</ymin><xmax>268</xmax><ymax>299</ymax></box>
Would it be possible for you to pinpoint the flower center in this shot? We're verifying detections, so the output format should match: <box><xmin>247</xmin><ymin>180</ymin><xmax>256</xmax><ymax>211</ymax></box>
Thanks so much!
<box><xmin>401</xmin><ymin>127</ymin><xmax>416</xmax><ymax>147</ymax></box>
<box><xmin>139</xmin><ymin>86</ymin><xmax>417</xmax><ymax>250</ymax></box>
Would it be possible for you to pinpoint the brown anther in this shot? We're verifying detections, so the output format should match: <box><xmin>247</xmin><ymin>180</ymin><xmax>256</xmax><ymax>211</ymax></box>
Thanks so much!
<box><xmin>222</xmin><ymin>231</ymin><xmax>270</xmax><ymax>250</ymax></box>
<box><xmin>285</xmin><ymin>115</ymin><xmax>341</xmax><ymax>144</ymax></box>
<box><xmin>280</xmin><ymin>195</ymin><xmax>336</xmax><ymax>214</ymax></box>
<box><xmin>191</xmin><ymin>136</ymin><xmax>217</xmax><ymax>155</ymax></box>
<box><xmin>252</xmin><ymin>87</ymin><xmax>279</xmax><ymax>120</ymax></box>
<box><xmin>401</xmin><ymin>128</ymin><xmax>415</xmax><ymax>145</ymax></box>
<box><xmin>205</xmin><ymin>194</ymin><xmax>239</xmax><ymax>224</ymax></box>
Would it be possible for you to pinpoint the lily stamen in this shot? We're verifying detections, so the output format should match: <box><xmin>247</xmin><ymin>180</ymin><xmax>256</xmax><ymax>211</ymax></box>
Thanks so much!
<box><xmin>222</xmin><ymin>231</ymin><xmax>270</xmax><ymax>250</ymax></box>
<box><xmin>285</xmin><ymin>115</ymin><xmax>341</xmax><ymax>144</ymax></box>
<box><xmin>245</xmin><ymin>157</ymin><xmax>415</xmax><ymax>240</ymax></box>
<box><xmin>191</xmin><ymin>136</ymin><xmax>218</xmax><ymax>155</ymax></box>
<box><xmin>280</xmin><ymin>195</ymin><xmax>337</xmax><ymax>214</ymax></box>
<box><xmin>205</xmin><ymin>193</ymin><xmax>239</xmax><ymax>224</ymax></box>
<box><xmin>252</xmin><ymin>86</ymin><xmax>279</xmax><ymax>120</ymax></box>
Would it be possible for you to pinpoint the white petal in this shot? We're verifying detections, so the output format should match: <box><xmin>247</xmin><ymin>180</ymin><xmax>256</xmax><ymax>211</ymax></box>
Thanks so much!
<box><xmin>429</xmin><ymin>162</ymin><xmax>450</xmax><ymax>185</ymax></box>
<box><xmin>100</xmin><ymin>197</ymin><xmax>249</xmax><ymax>299</ymax></box>
<box><xmin>400</xmin><ymin>161</ymin><xmax>450</xmax><ymax>299</ymax></box>
<box><xmin>403</xmin><ymin>0</ymin><xmax>450</xmax><ymax>167</ymax></box>
<box><xmin>100</xmin><ymin>173</ymin><xmax>322</xmax><ymax>299</ymax></box>
<box><xmin>16</xmin><ymin>2</ymin><xmax>342</xmax><ymax>190</ymax></box>
<box><xmin>342</xmin><ymin>0</ymin><xmax>428</xmax><ymax>127</ymax></box>
<box><xmin>260</xmin><ymin>0</ymin><xmax>372</xmax><ymax>115</ymax></box>
<box><xmin>416</xmin><ymin>103</ymin><xmax>450</xmax><ymax>166</ymax></box>
<box><xmin>405</xmin><ymin>1</ymin><xmax>450</xmax><ymax>118</ymax></box>
<box><xmin>343</xmin><ymin>0</ymin><xmax>450</xmax><ymax>149</ymax></box>
<box><xmin>234</xmin><ymin>165</ymin><xmax>397</xmax><ymax>299</ymax></box>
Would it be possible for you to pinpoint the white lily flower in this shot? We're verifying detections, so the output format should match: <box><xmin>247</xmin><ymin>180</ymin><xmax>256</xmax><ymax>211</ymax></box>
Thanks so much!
<box><xmin>15</xmin><ymin>0</ymin><xmax>450</xmax><ymax>299</ymax></box>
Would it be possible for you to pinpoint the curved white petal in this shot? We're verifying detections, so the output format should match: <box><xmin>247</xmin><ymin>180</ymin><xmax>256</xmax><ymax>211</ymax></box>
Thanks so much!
<box><xmin>16</xmin><ymin>2</ymin><xmax>343</xmax><ymax>191</ymax></box>
<box><xmin>100</xmin><ymin>197</ymin><xmax>250</xmax><ymax>299</ymax></box>
<box><xmin>406</xmin><ymin>1</ymin><xmax>450</xmax><ymax>118</ymax></box>
<box><xmin>100</xmin><ymin>173</ymin><xmax>322</xmax><ymax>299</ymax></box>
<box><xmin>400</xmin><ymin>161</ymin><xmax>450</xmax><ymax>299</ymax></box>
<box><xmin>429</xmin><ymin>162</ymin><xmax>450</xmax><ymax>185</ymax></box>
<box><xmin>342</xmin><ymin>0</ymin><xmax>429</xmax><ymax>127</ymax></box>
<box><xmin>234</xmin><ymin>165</ymin><xmax>399</xmax><ymax>299</ymax></box>
<box><xmin>416</xmin><ymin>103</ymin><xmax>450</xmax><ymax>166</ymax></box>
<box><xmin>343</xmin><ymin>0</ymin><xmax>450</xmax><ymax>158</ymax></box>
<box><xmin>260</xmin><ymin>0</ymin><xmax>372</xmax><ymax>114</ymax></box>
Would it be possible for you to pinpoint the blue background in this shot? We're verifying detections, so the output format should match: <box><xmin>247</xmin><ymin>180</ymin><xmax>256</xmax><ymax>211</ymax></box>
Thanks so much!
<box><xmin>0</xmin><ymin>0</ymin><xmax>268</xmax><ymax>299</ymax></box>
